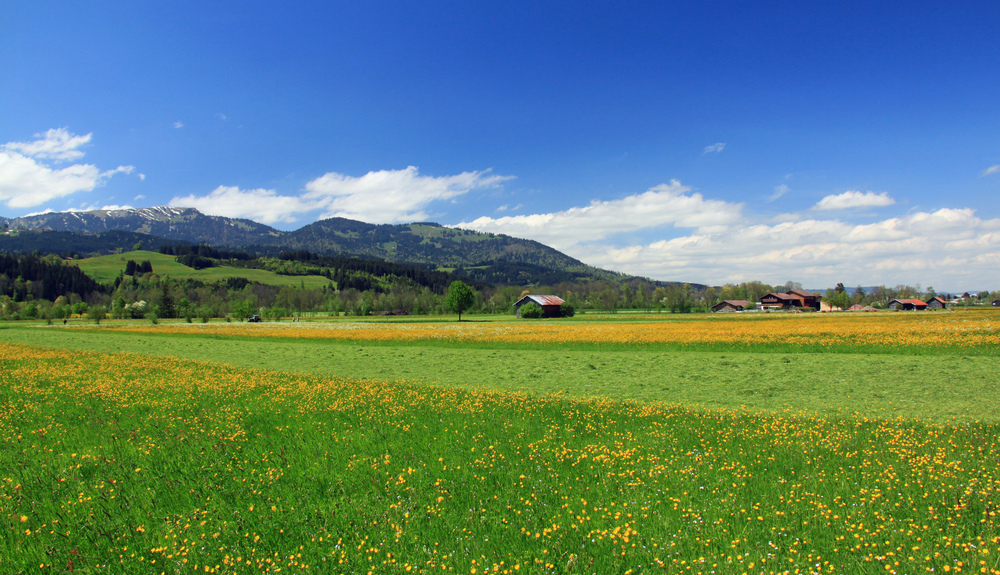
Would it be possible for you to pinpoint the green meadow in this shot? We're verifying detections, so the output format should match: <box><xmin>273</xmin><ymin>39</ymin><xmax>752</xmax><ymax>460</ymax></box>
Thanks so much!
<box><xmin>71</xmin><ymin>250</ymin><xmax>331</xmax><ymax>288</ymax></box>
<box><xmin>2</xmin><ymin>317</ymin><xmax>1000</xmax><ymax>574</ymax></box>
<box><xmin>0</xmin><ymin>323</ymin><xmax>996</xmax><ymax>423</ymax></box>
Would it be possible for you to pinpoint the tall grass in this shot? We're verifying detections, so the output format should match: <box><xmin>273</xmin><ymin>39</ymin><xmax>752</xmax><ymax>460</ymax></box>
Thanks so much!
<box><xmin>3</xmin><ymin>343</ymin><xmax>999</xmax><ymax>574</ymax></box>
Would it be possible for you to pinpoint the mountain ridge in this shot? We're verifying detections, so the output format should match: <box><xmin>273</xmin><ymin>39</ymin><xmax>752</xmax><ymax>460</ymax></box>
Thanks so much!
<box><xmin>1</xmin><ymin>207</ymin><xmax>642</xmax><ymax>285</ymax></box>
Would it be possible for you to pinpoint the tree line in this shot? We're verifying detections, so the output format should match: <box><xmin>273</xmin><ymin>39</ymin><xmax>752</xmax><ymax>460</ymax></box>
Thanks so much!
<box><xmin>1</xmin><ymin>250</ymin><xmax>997</xmax><ymax>322</ymax></box>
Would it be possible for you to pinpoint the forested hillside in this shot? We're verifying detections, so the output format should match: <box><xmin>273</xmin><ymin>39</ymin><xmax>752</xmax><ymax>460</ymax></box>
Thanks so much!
<box><xmin>3</xmin><ymin>208</ymin><xmax>622</xmax><ymax>284</ymax></box>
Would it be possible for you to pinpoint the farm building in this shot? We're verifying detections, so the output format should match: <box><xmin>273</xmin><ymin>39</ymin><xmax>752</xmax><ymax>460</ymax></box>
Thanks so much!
<box><xmin>711</xmin><ymin>300</ymin><xmax>752</xmax><ymax>312</ymax></box>
<box><xmin>994</xmin><ymin>300</ymin><xmax>1000</xmax><ymax>307</ymax></box>
<box><xmin>513</xmin><ymin>295</ymin><xmax>565</xmax><ymax>318</ymax></box>
<box><xmin>760</xmin><ymin>290</ymin><xmax>823</xmax><ymax>310</ymax></box>
<box><xmin>760</xmin><ymin>292</ymin><xmax>802</xmax><ymax>310</ymax></box>
<box><xmin>819</xmin><ymin>301</ymin><xmax>843</xmax><ymax>312</ymax></box>
<box><xmin>926</xmin><ymin>296</ymin><xmax>948</xmax><ymax>309</ymax></box>
<box><xmin>848</xmin><ymin>304</ymin><xmax>878</xmax><ymax>312</ymax></box>
<box><xmin>888</xmin><ymin>298</ymin><xmax>927</xmax><ymax>311</ymax></box>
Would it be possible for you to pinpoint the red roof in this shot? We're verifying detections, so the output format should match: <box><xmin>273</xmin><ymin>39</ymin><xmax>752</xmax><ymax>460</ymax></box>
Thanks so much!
<box><xmin>515</xmin><ymin>295</ymin><xmax>565</xmax><ymax>307</ymax></box>
<box><xmin>712</xmin><ymin>300</ymin><xmax>751</xmax><ymax>310</ymax></box>
<box><xmin>764</xmin><ymin>293</ymin><xmax>802</xmax><ymax>301</ymax></box>
<box><xmin>787</xmin><ymin>289</ymin><xmax>820</xmax><ymax>298</ymax></box>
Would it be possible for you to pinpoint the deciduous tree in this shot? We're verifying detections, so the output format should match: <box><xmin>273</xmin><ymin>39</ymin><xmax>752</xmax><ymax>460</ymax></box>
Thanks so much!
<box><xmin>445</xmin><ymin>280</ymin><xmax>474</xmax><ymax>321</ymax></box>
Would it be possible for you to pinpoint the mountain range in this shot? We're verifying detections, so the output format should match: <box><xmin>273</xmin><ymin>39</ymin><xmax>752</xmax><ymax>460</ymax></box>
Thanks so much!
<box><xmin>1</xmin><ymin>207</ymin><xmax>643</xmax><ymax>286</ymax></box>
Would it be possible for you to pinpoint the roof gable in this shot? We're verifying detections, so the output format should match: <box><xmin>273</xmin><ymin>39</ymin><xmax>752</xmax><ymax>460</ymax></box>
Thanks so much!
<box><xmin>514</xmin><ymin>295</ymin><xmax>565</xmax><ymax>307</ymax></box>
<box><xmin>787</xmin><ymin>289</ymin><xmax>819</xmax><ymax>298</ymax></box>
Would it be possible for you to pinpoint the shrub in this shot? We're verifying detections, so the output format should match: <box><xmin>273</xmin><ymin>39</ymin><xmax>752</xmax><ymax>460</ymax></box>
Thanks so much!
<box><xmin>71</xmin><ymin>302</ymin><xmax>89</xmax><ymax>317</ymax></box>
<box><xmin>561</xmin><ymin>303</ymin><xmax>575</xmax><ymax>318</ymax></box>
<box><xmin>520</xmin><ymin>303</ymin><xmax>543</xmax><ymax>319</ymax></box>
<box><xmin>87</xmin><ymin>305</ymin><xmax>106</xmax><ymax>325</ymax></box>
<box><xmin>196</xmin><ymin>305</ymin><xmax>217</xmax><ymax>323</ymax></box>
<box><xmin>263</xmin><ymin>306</ymin><xmax>290</xmax><ymax>322</ymax></box>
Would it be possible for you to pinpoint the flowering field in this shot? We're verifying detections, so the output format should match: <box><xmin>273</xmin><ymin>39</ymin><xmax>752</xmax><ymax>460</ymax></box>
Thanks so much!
<box><xmin>3</xmin><ymin>342</ymin><xmax>1000</xmax><ymax>574</ymax></box>
<box><xmin>90</xmin><ymin>309</ymin><xmax>1000</xmax><ymax>353</ymax></box>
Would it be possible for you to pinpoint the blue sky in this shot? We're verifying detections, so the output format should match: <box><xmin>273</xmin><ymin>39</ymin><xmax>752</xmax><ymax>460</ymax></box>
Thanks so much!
<box><xmin>2</xmin><ymin>2</ymin><xmax>998</xmax><ymax>291</ymax></box>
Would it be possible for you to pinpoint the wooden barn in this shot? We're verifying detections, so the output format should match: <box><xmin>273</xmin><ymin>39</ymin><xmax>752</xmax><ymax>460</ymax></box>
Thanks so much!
<box><xmin>760</xmin><ymin>290</ymin><xmax>823</xmax><ymax>310</ymax></box>
<box><xmin>888</xmin><ymin>298</ymin><xmax>927</xmax><ymax>311</ymax></box>
<box><xmin>711</xmin><ymin>300</ymin><xmax>752</xmax><ymax>312</ymax></box>
<box><xmin>760</xmin><ymin>292</ymin><xmax>801</xmax><ymax>309</ymax></box>
<box><xmin>513</xmin><ymin>295</ymin><xmax>565</xmax><ymax>318</ymax></box>
<box><xmin>788</xmin><ymin>289</ymin><xmax>823</xmax><ymax>310</ymax></box>
<box><xmin>926</xmin><ymin>296</ymin><xmax>948</xmax><ymax>309</ymax></box>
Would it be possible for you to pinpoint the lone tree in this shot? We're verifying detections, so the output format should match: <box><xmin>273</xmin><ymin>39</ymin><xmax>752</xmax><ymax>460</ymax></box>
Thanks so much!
<box><xmin>156</xmin><ymin>283</ymin><xmax>176</xmax><ymax>319</ymax></box>
<box><xmin>445</xmin><ymin>280</ymin><xmax>474</xmax><ymax>321</ymax></box>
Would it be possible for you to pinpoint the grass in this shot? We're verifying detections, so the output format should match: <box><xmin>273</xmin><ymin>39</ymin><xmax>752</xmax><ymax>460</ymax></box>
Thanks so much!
<box><xmin>1</xmin><ymin>313</ymin><xmax>999</xmax><ymax>422</ymax></box>
<box><xmin>3</xmin><ymin>313</ymin><xmax>1000</xmax><ymax>574</ymax></box>
<box><xmin>71</xmin><ymin>250</ymin><xmax>332</xmax><ymax>288</ymax></box>
<box><xmin>2</xmin><ymin>343</ymin><xmax>999</xmax><ymax>574</ymax></box>
<box><xmin>42</xmin><ymin>307</ymin><xmax>1000</xmax><ymax>356</ymax></box>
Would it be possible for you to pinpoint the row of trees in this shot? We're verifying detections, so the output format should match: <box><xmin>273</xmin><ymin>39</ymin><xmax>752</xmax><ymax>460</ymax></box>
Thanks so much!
<box><xmin>1</xmin><ymin>252</ymin><xmax>998</xmax><ymax>321</ymax></box>
<box><xmin>819</xmin><ymin>283</ymin><xmax>997</xmax><ymax>310</ymax></box>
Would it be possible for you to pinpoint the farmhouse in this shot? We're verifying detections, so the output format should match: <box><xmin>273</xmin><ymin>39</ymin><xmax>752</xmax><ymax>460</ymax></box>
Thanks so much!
<box><xmin>711</xmin><ymin>300</ymin><xmax>752</xmax><ymax>312</ymax></box>
<box><xmin>888</xmin><ymin>298</ymin><xmax>927</xmax><ymax>311</ymax></box>
<box><xmin>760</xmin><ymin>292</ymin><xmax>801</xmax><ymax>310</ymax></box>
<box><xmin>513</xmin><ymin>294</ymin><xmax>565</xmax><ymax>318</ymax></box>
<box><xmin>760</xmin><ymin>290</ymin><xmax>823</xmax><ymax>311</ymax></box>
<box><xmin>926</xmin><ymin>296</ymin><xmax>948</xmax><ymax>309</ymax></box>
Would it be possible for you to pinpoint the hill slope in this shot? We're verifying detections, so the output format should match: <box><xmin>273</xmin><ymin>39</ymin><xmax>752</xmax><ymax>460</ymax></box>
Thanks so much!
<box><xmin>0</xmin><ymin>229</ymin><xmax>186</xmax><ymax>256</ymax></box>
<box><xmin>4</xmin><ymin>207</ymin><xmax>625</xmax><ymax>283</ymax></box>
<box><xmin>5</xmin><ymin>207</ymin><xmax>282</xmax><ymax>246</ymax></box>
<box><xmin>73</xmin><ymin>250</ymin><xmax>331</xmax><ymax>288</ymax></box>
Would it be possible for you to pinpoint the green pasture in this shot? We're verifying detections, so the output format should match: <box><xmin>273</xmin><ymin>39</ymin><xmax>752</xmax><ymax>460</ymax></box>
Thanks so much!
<box><xmin>1</xmin><ymin>322</ymin><xmax>997</xmax><ymax>423</ymax></box>
<box><xmin>2</xmin><ymin>330</ymin><xmax>999</xmax><ymax>574</ymax></box>
<box><xmin>71</xmin><ymin>250</ymin><xmax>331</xmax><ymax>287</ymax></box>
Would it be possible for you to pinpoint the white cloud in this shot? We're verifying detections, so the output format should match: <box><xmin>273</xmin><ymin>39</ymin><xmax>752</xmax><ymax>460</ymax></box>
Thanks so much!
<box><xmin>450</xmin><ymin>175</ymin><xmax>999</xmax><ymax>289</ymax></box>
<box><xmin>769</xmin><ymin>184</ymin><xmax>790</xmax><ymax>202</ymax></box>
<box><xmin>769</xmin><ymin>212</ymin><xmax>803</xmax><ymax>223</ymax></box>
<box><xmin>456</xmin><ymin>180</ymin><xmax>743</xmax><ymax>250</ymax></box>
<box><xmin>703</xmin><ymin>142</ymin><xmax>726</xmax><ymax>154</ymax></box>
<box><xmin>23</xmin><ymin>208</ymin><xmax>56</xmax><ymax>217</ymax></box>
<box><xmin>216</xmin><ymin>113</ymin><xmax>228</xmax><ymax>121</ymax></box>
<box><xmin>813</xmin><ymin>190</ymin><xmax>895</xmax><ymax>211</ymax></box>
<box><xmin>173</xmin><ymin>121</ymin><xmax>184</xmax><ymax>129</ymax></box>
<box><xmin>3</xmin><ymin>128</ymin><xmax>91</xmax><ymax>161</ymax></box>
<box><xmin>569</xmin><ymin>207</ymin><xmax>1000</xmax><ymax>290</ymax></box>
<box><xmin>0</xmin><ymin>129</ymin><xmax>135</xmax><ymax>208</ymax></box>
<box><xmin>169</xmin><ymin>186</ymin><xmax>316</xmax><ymax>225</ymax></box>
<box><xmin>303</xmin><ymin>166</ymin><xmax>512</xmax><ymax>224</ymax></box>
<box><xmin>982</xmin><ymin>165</ymin><xmax>1000</xmax><ymax>177</ymax></box>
